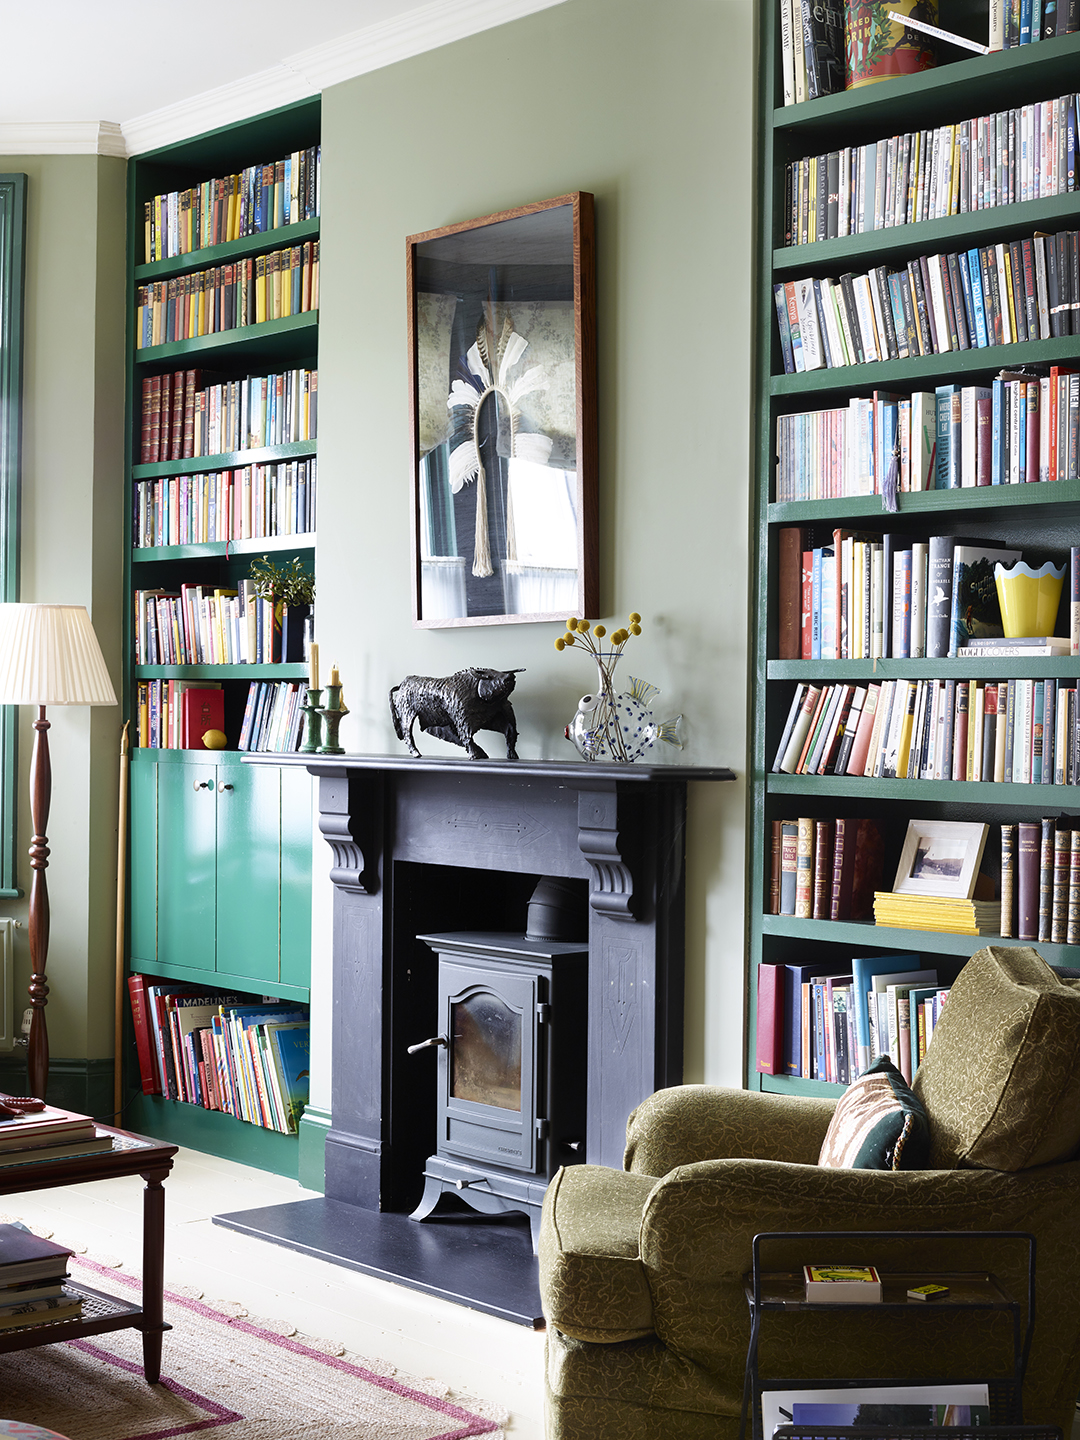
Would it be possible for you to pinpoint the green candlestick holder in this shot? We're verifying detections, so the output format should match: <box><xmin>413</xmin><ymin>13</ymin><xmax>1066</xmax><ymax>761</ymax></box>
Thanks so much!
<box><xmin>300</xmin><ymin>688</ymin><xmax>323</xmax><ymax>753</ymax></box>
<box><xmin>317</xmin><ymin>683</ymin><xmax>349</xmax><ymax>755</ymax></box>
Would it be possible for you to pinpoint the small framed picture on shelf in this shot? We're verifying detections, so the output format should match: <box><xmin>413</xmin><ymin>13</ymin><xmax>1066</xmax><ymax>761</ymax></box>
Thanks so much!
<box><xmin>893</xmin><ymin>820</ymin><xmax>989</xmax><ymax>900</ymax></box>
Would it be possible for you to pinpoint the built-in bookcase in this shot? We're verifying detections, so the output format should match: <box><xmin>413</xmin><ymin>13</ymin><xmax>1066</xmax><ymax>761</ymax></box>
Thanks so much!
<box><xmin>750</xmin><ymin>27</ymin><xmax>1080</xmax><ymax>1095</ymax></box>
<box><xmin>124</xmin><ymin>99</ymin><xmax>320</xmax><ymax>1174</ymax></box>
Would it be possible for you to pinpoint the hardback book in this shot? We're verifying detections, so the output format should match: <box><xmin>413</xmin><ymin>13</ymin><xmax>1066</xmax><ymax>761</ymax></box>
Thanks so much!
<box><xmin>1017</xmin><ymin>819</ymin><xmax>1042</xmax><ymax>942</ymax></box>
<box><xmin>0</xmin><ymin>1225</ymin><xmax>75</xmax><ymax>1286</ymax></box>
<box><xmin>1068</xmin><ymin>828</ymin><xmax>1080</xmax><ymax>946</ymax></box>
<box><xmin>949</xmin><ymin>543</ymin><xmax>1021</xmax><ymax>655</ymax></box>
<box><xmin>783</xmin><ymin>963</ymin><xmax>820</xmax><ymax>1077</ymax></box>
<box><xmin>926</xmin><ymin>534</ymin><xmax>955</xmax><ymax>658</ymax></box>
<box><xmin>795</xmin><ymin>817</ymin><xmax>815</xmax><ymax>919</ymax></box>
<box><xmin>0</xmin><ymin>1105</ymin><xmax>98</xmax><ymax>1152</ymax></box>
<box><xmin>1039</xmin><ymin>816</ymin><xmax>1056</xmax><ymax>944</ymax></box>
<box><xmin>801</xmin><ymin>0</ymin><xmax>845</xmax><ymax>99</ymax></box>
<box><xmin>756</xmin><ymin>963</ymin><xmax>785</xmax><ymax>1075</ymax></box>
<box><xmin>812</xmin><ymin>818</ymin><xmax>834</xmax><ymax>918</ymax></box>
<box><xmin>0</xmin><ymin>1290</ymin><xmax>83</xmax><ymax>1330</ymax></box>
<box><xmin>849</xmin><ymin>952</ymin><xmax>921</xmax><ymax>1076</ymax></box>
<box><xmin>1000</xmin><ymin>823</ymin><xmax>1016</xmax><ymax>939</ymax></box>
<box><xmin>777</xmin><ymin>527</ymin><xmax>807</xmax><ymax>659</ymax></box>
<box><xmin>0</xmin><ymin>1136</ymin><xmax>112</xmax><ymax>1167</ymax></box>
<box><xmin>803</xmin><ymin>1264</ymin><xmax>882</xmax><ymax>1302</ymax></box>
<box><xmin>1052</xmin><ymin>826</ymin><xmax>1071</xmax><ymax>944</ymax></box>
<box><xmin>179</xmin><ymin>686</ymin><xmax>224</xmax><ymax>750</ymax></box>
<box><xmin>779</xmin><ymin>821</ymin><xmax>800</xmax><ymax>915</ymax></box>
<box><xmin>831</xmin><ymin>817</ymin><xmax>883</xmax><ymax>923</ymax></box>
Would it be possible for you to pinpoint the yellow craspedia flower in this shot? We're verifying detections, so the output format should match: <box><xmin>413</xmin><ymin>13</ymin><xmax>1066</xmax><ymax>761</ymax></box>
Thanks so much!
<box><xmin>555</xmin><ymin>637</ymin><xmax>566</xmax><ymax>651</ymax></box>
<box><xmin>594</xmin><ymin>624</ymin><xmax>606</xmax><ymax>638</ymax></box>
<box><xmin>564</xmin><ymin>633</ymin><xmax>576</xmax><ymax>645</ymax></box>
<box><xmin>578</xmin><ymin>620</ymin><xmax>590</xmax><ymax>632</ymax></box>
<box><xmin>612</xmin><ymin>629</ymin><xmax>628</xmax><ymax>645</ymax></box>
<box><xmin>628</xmin><ymin>612</ymin><xmax>641</xmax><ymax>624</ymax></box>
<box><xmin>630</xmin><ymin>623</ymin><xmax>641</xmax><ymax>636</ymax></box>
<box><xmin>567</xmin><ymin>618</ymin><xmax>580</xmax><ymax>631</ymax></box>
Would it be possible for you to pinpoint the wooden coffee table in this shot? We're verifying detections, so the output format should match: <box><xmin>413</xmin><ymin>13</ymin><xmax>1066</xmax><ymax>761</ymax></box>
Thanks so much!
<box><xmin>0</xmin><ymin>1122</ymin><xmax>177</xmax><ymax>1382</ymax></box>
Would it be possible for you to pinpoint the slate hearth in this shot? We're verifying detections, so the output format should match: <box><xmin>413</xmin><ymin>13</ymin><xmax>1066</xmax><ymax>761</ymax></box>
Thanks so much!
<box><xmin>214</xmin><ymin>754</ymin><xmax>734</xmax><ymax>1321</ymax></box>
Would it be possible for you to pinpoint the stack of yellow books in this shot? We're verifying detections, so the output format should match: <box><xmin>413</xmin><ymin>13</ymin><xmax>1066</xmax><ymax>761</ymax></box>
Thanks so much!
<box><xmin>873</xmin><ymin>892</ymin><xmax>1000</xmax><ymax>934</ymax></box>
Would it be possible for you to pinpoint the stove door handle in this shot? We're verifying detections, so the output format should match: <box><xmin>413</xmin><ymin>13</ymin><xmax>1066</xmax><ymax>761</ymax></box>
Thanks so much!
<box><xmin>407</xmin><ymin>1034</ymin><xmax>448</xmax><ymax>1055</ymax></box>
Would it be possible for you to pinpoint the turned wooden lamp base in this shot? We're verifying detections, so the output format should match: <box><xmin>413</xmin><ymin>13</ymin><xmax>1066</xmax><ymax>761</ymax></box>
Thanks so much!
<box><xmin>27</xmin><ymin>705</ymin><xmax>52</xmax><ymax>1101</ymax></box>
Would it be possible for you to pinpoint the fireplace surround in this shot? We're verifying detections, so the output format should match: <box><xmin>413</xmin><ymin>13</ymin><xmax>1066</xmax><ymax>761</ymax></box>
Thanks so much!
<box><xmin>215</xmin><ymin>753</ymin><xmax>734</xmax><ymax>1321</ymax></box>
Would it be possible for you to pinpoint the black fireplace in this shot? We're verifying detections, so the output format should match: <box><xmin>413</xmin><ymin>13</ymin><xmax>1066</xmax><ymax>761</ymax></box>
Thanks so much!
<box><xmin>214</xmin><ymin>754</ymin><xmax>734</xmax><ymax>1323</ymax></box>
<box><xmin>409</xmin><ymin>930</ymin><xmax>588</xmax><ymax>1247</ymax></box>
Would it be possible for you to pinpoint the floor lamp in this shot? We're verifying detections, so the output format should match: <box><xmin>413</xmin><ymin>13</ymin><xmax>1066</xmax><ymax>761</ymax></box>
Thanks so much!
<box><xmin>0</xmin><ymin>605</ymin><xmax>117</xmax><ymax>1100</ymax></box>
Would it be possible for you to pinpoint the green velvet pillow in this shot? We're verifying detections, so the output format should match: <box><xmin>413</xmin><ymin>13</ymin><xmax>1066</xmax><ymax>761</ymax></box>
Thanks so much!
<box><xmin>818</xmin><ymin>1056</ymin><xmax>930</xmax><ymax>1170</ymax></box>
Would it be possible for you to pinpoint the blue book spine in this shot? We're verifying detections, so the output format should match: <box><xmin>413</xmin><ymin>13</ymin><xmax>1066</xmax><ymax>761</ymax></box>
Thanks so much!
<box><xmin>774</xmin><ymin>283</ymin><xmax>796</xmax><ymax>374</ymax></box>
<box><xmin>1043</xmin><ymin>678</ymin><xmax>1057</xmax><ymax>784</ymax></box>
<box><xmin>967</xmin><ymin>249</ymin><xmax>989</xmax><ymax>347</ymax></box>
<box><xmin>1005</xmin><ymin>679</ymin><xmax>1016</xmax><ymax>783</ymax></box>
<box><xmin>935</xmin><ymin>385</ymin><xmax>954</xmax><ymax>489</ymax></box>
<box><xmin>1019</xmin><ymin>0</ymin><xmax>1033</xmax><ymax>40</ymax></box>
<box><xmin>1032</xmin><ymin>680</ymin><xmax>1045</xmax><ymax>784</ymax></box>
<box><xmin>811</xmin><ymin>548</ymin><xmax>823</xmax><ymax>660</ymax></box>
<box><xmin>992</xmin><ymin>378</ymin><xmax>1006</xmax><ymax>484</ymax></box>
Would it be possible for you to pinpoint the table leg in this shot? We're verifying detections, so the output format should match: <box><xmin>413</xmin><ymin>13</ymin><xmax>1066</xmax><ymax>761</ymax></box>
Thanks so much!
<box><xmin>139</xmin><ymin>1164</ymin><xmax>170</xmax><ymax>1383</ymax></box>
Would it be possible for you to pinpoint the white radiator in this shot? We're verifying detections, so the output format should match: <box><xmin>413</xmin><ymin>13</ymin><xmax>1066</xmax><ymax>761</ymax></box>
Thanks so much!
<box><xmin>0</xmin><ymin>919</ymin><xmax>16</xmax><ymax>1051</ymax></box>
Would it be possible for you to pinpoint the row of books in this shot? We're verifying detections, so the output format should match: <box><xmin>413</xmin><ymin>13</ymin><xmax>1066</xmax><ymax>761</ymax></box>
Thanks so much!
<box><xmin>774</xmin><ymin>368</ymin><xmax>1080</xmax><ymax>500</ymax></box>
<box><xmin>769</xmin><ymin>815</ymin><xmax>883</xmax><ymax>921</ymax></box>
<box><xmin>134</xmin><ymin>581</ymin><xmax>302</xmax><ymax>666</ymax></box>
<box><xmin>133</xmin><ymin>458</ymin><xmax>317</xmax><ymax>549</ymax></box>
<box><xmin>757</xmin><ymin>953</ymin><xmax>948</xmax><ymax>1086</ymax></box>
<box><xmin>777</xmin><ymin>527</ymin><xmax>1062</xmax><ymax>661</ymax></box>
<box><xmin>136</xmin><ymin>680</ymin><xmax>222</xmax><ymax>751</ymax></box>
<box><xmin>0</xmin><ymin>1223</ymin><xmax>84</xmax><ymax>1332</ymax></box>
<box><xmin>134</xmin><ymin>241</ymin><xmax>319</xmax><ymax>350</ymax></box>
<box><xmin>774</xmin><ymin>675</ymin><xmax>1080</xmax><ymax>783</ymax></box>
<box><xmin>774</xmin><ymin>230</ymin><xmax>1080</xmax><ymax>376</ymax></box>
<box><xmin>138</xmin><ymin>366</ymin><xmax>317</xmax><ymax>465</ymax></box>
<box><xmin>143</xmin><ymin>146</ymin><xmax>320</xmax><ymax>262</ymax></box>
<box><xmin>784</xmin><ymin>92</ymin><xmax>1079</xmax><ymax>246</ymax></box>
<box><xmin>127</xmin><ymin>977</ymin><xmax>310</xmax><ymax>1133</ymax></box>
<box><xmin>1000</xmin><ymin>816</ymin><xmax>1080</xmax><ymax>941</ymax></box>
<box><xmin>238</xmin><ymin>680</ymin><xmax>308</xmax><ymax>753</ymax></box>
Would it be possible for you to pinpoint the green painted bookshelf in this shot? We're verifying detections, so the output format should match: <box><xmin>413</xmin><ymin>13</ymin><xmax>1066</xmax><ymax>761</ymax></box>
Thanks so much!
<box><xmin>123</xmin><ymin>98</ymin><xmax>320</xmax><ymax>1170</ymax></box>
<box><xmin>749</xmin><ymin>16</ymin><xmax>1080</xmax><ymax>1093</ymax></box>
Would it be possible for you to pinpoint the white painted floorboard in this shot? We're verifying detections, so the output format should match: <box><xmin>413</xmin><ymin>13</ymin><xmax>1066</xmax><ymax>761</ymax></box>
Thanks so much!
<box><xmin>2</xmin><ymin>1146</ymin><xmax>546</xmax><ymax>1439</ymax></box>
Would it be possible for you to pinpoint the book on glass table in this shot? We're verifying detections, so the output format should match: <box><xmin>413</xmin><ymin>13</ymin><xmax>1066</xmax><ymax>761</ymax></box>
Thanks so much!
<box><xmin>803</xmin><ymin>1264</ymin><xmax>882</xmax><ymax>1302</ymax></box>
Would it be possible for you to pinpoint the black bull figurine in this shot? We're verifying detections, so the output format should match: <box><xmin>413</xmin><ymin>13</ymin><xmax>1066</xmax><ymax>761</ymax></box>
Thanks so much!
<box><xmin>389</xmin><ymin>667</ymin><xmax>523</xmax><ymax>760</ymax></box>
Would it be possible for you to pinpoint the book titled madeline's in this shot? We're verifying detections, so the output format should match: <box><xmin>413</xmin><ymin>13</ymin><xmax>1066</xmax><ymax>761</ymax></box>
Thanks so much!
<box><xmin>804</xmin><ymin>1264</ymin><xmax>882</xmax><ymax>1302</ymax></box>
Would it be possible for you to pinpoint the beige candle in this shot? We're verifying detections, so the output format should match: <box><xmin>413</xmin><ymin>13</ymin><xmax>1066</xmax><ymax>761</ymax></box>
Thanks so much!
<box><xmin>308</xmin><ymin>641</ymin><xmax>319</xmax><ymax>690</ymax></box>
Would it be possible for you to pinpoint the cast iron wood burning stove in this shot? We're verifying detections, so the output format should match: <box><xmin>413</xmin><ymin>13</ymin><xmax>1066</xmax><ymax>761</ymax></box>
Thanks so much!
<box><xmin>408</xmin><ymin>928</ymin><xmax>588</xmax><ymax>1248</ymax></box>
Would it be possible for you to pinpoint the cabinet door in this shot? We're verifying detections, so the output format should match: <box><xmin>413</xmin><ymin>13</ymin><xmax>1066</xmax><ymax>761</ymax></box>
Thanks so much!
<box><xmin>279</xmin><ymin>766</ymin><xmax>313</xmax><ymax>989</ymax></box>
<box><xmin>216</xmin><ymin>762</ymin><xmax>282</xmax><ymax>983</ymax></box>
<box><xmin>157</xmin><ymin>760</ymin><xmax>217</xmax><ymax>972</ymax></box>
<box><xmin>129</xmin><ymin>757</ymin><xmax>158</xmax><ymax>967</ymax></box>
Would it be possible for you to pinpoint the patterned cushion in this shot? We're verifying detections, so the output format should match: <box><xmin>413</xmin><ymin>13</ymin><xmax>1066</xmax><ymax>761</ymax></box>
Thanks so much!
<box><xmin>818</xmin><ymin>1056</ymin><xmax>930</xmax><ymax>1170</ymax></box>
<box><xmin>913</xmin><ymin>945</ymin><xmax>1080</xmax><ymax>1170</ymax></box>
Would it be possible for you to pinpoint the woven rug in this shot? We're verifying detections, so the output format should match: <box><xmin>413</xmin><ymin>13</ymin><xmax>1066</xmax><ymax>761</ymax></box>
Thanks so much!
<box><xmin>0</xmin><ymin>1255</ymin><xmax>507</xmax><ymax>1440</ymax></box>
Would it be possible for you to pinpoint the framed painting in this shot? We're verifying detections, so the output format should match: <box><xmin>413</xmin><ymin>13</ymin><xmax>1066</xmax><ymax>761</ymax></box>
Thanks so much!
<box><xmin>407</xmin><ymin>192</ymin><xmax>597</xmax><ymax>628</ymax></box>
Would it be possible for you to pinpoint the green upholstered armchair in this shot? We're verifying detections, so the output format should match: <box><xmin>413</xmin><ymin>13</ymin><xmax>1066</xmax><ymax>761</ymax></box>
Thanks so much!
<box><xmin>539</xmin><ymin>947</ymin><xmax>1080</xmax><ymax>1440</ymax></box>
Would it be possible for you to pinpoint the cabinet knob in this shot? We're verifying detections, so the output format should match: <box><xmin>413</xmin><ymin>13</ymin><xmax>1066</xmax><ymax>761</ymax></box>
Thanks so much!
<box><xmin>193</xmin><ymin>780</ymin><xmax>211</xmax><ymax>791</ymax></box>
<box><xmin>218</xmin><ymin>782</ymin><xmax>234</xmax><ymax>793</ymax></box>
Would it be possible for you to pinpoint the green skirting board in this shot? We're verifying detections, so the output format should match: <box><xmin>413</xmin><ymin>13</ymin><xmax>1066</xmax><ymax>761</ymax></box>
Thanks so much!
<box><xmin>126</xmin><ymin>1094</ymin><xmax>300</xmax><ymax>1179</ymax></box>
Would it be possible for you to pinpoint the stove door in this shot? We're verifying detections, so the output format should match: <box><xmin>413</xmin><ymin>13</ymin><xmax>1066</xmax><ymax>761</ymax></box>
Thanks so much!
<box><xmin>438</xmin><ymin>960</ymin><xmax>537</xmax><ymax>1172</ymax></box>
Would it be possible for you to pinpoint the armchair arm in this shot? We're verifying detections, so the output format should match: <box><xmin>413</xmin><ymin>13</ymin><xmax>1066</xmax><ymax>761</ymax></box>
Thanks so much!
<box><xmin>623</xmin><ymin>1085</ymin><xmax>838</xmax><ymax>1176</ymax></box>
<box><xmin>539</xmin><ymin>1164</ymin><xmax>657</xmax><ymax>1343</ymax></box>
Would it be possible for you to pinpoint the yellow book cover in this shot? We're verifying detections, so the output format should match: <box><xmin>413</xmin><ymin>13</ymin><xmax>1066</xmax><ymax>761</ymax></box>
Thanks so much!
<box><xmin>255</xmin><ymin>255</ymin><xmax>267</xmax><ymax>325</ymax></box>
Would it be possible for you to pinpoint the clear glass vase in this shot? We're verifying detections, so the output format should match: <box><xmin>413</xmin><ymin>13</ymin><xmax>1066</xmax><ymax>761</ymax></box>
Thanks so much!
<box><xmin>564</xmin><ymin>657</ymin><xmax>683</xmax><ymax>763</ymax></box>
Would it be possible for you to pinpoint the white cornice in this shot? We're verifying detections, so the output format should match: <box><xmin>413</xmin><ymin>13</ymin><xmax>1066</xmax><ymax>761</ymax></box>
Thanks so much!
<box><xmin>0</xmin><ymin>121</ymin><xmax>125</xmax><ymax>158</ymax></box>
<box><xmin>122</xmin><ymin>0</ymin><xmax>569</xmax><ymax>156</ymax></box>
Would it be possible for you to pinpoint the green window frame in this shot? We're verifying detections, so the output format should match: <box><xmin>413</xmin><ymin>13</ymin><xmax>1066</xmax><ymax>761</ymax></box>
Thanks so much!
<box><xmin>0</xmin><ymin>176</ymin><xmax>27</xmax><ymax>898</ymax></box>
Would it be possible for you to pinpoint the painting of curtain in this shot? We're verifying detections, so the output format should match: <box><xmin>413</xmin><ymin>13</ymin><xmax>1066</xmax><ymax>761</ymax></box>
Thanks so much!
<box><xmin>408</xmin><ymin>194</ymin><xmax>597</xmax><ymax>628</ymax></box>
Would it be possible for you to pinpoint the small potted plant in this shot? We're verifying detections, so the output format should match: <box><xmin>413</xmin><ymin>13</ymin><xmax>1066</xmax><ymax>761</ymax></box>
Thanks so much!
<box><xmin>249</xmin><ymin>556</ymin><xmax>315</xmax><ymax>664</ymax></box>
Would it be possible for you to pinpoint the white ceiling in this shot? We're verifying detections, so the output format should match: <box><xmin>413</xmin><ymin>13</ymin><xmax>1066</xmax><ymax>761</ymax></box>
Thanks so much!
<box><xmin>0</xmin><ymin>0</ymin><xmax>567</xmax><ymax>153</ymax></box>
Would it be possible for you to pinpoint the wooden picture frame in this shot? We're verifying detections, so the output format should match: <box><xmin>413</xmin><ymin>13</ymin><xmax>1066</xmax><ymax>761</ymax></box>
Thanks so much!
<box><xmin>407</xmin><ymin>193</ymin><xmax>598</xmax><ymax>628</ymax></box>
<box><xmin>892</xmin><ymin>819</ymin><xmax>989</xmax><ymax>900</ymax></box>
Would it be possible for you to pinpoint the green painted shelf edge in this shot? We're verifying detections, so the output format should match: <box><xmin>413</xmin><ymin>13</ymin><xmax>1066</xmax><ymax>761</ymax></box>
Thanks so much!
<box><xmin>774</xmin><ymin>192</ymin><xmax>1080</xmax><ymax>274</ymax></box>
<box><xmin>768</xmin><ymin>478</ymin><xmax>1080</xmax><ymax>522</ymax></box>
<box><xmin>760</xmin><ymin>911</ymin><xmax>1080</xmax><ymax>962</ymax></box>
<box><xmin>771</xmin><ymin>31</ymin><xmax>1080</xmax><ymax>138</ymax></box>
<box><xmin>759</xmin><ymin>1072</ymin><xmax>846</xmax><ymax>1098</ymax></box>
<box><xmin>132</xmin><ymin>440</ymin><xmax>316</xmax><ymax>481</ymax></box>
<box><xmin>765</xmin><ymin>772</ymin><xmax>1080</xmax><ymax>802</ymax></box>
<box><xmin>771</xmin><ymin>334</ymin><xmax>1080</xmax><ymax>397</ymax></box>
<box><xmin>133</xmin><ymin>311</ymin><xmax>318</xmax><ymax>365</ymax></box>
<box><xmin>768</xmin><ymin>656</ymin><xmax>1080</xmax><ymax>679</ymax></box>
<box><xmin>132</xmin><ymin>533</ymin><xmax>314</xmax><ymax>564</ymax></box>
<box><xmin>126</xmin><ymin>1094</ymin><xmax>299</xmax><ymax>1179</ymax></box>
<box><xmin>134</xmin><ymin>217</ymin><xmax>319</xmax><ymax>282</ymax></box>
<box><xmin>128</xmin><ymin>956</ymin><xmax>309</xmax><ymax>1002</ymax></box>
<box><xmin>135</xmin><ymin>663</ymin><xmax>309</xmax><ymax>680</ymax></box>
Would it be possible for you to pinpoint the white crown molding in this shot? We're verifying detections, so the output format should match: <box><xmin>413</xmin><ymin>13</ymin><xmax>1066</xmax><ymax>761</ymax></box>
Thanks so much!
<box><xmin>121</xmin><ymin>0</ymin><xmax>569</xmax><ymax>155</ymax></box>
<box><xmin>0</xmin><ymin>121</ymin><xmax>126</xmax><ymax>157</ymax></box>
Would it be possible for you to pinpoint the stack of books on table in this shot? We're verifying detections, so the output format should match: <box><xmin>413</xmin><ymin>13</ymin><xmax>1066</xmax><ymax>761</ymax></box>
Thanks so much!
<box><xmin>0</xmin><ymin>1103</ymin><xmax>112</xmax><ymax>1169</ymax></box>
<box><xmin>0</xmin><ymin>1223</ymin><xmax>82</xmax><ymax>1330</ymax></box>
<box><xmin>873</xmin><ymin>891</ymin><xmax>1001</xmax><ymax>935</ymax></box>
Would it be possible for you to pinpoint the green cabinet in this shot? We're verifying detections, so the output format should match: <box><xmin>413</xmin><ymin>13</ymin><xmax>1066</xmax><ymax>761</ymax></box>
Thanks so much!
<box><xmin>129</xmin><ymin>749</ymin><xmax>312</xmax><ymax>1001</ymax></box>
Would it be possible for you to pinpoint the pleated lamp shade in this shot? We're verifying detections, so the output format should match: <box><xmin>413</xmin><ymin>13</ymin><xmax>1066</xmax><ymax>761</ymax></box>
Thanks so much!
<box><xmin>0</xmin><ymin>604</ymin><xmax>117</xmax><ymax>706</ymax></box>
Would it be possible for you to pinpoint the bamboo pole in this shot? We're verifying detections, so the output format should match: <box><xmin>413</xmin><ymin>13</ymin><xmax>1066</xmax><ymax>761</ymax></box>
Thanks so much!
<box><xmin>113</xmin><ymin>721</ymin><xmax>130</xmax><ymax>1121</ymax></box>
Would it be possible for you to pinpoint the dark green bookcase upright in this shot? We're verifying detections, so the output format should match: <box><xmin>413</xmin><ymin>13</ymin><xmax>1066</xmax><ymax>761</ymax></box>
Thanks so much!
<box><xmin>123</xmin><ymin>99</ymin><xmax>320</xmax><ymax>1173</ymax></box>
<box><xmin>749</xmin><ymin>26</ymin><xmax>1080</xmax><ymax>1095</ymax></box>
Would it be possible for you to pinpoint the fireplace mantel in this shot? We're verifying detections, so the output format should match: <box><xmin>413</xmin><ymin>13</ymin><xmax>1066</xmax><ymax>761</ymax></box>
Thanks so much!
<box><xmin>222</xmin><ymin>751</ymin><xmax>734</xmax><ymax>1320</ymax></box>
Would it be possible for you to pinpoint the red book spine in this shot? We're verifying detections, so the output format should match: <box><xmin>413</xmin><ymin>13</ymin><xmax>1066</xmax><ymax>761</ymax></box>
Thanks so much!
<box><xmin>127</xmin><ymin>974</ymin><xmax>162</xmax><ymax>1095</ymax></box>
<box><xmin>1017</xmin><ymin>820</ymin><xmax>1041</xmax><ymax>941</ymax></box>
<box><xmin>1026</xmin><ymin>382</ymin><xmax>1040</xmax><ymax>483</ymax></box>
<box><xmin>800</xmin><ymin>549</ymin><xmax>813</xmax><ymax>659</ymax></box>
<box><xmin>777</xmin><ymin>527</ymin><xmax>805</xmax><ymax>660</ymax></box>
<box><xmin>181</xmin><ymin>688</ymin><xmax>225</xmax><ymax>749</ymax></box>
<box><xmin>140</xmin><ymin>377</ymin><xmax>154</xmax><ymax>465</ymax></box>
<box><xmin>755</xmin><ymin>963</ymin><xmax>784</xmax><ymax>1075</ymax></box>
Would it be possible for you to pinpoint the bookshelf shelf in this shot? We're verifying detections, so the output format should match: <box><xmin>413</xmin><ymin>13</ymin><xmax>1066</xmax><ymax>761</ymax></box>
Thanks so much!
<box><xmin>750</xmin><ymin>8</ymin><xmax>1080</xmax><ymax>1096</ymax></box>
<box><xmin>133</xmin><ymin>311</ymin><xmax>317</xmax><ymax>367</ymax></box>
<box><xmin>132</xmin><ymin>439</ymin><xmax>316</xmax><ymax>481</ymax></box>
<box><xmin>133</xmin><ymin>216</ymin><xmax>319</xmax><ymax>283</ymax></box>
<box><xmin>124</xmin><ymin>100</ymin><xmax>319</xmax><ymax>1175</ymax></box>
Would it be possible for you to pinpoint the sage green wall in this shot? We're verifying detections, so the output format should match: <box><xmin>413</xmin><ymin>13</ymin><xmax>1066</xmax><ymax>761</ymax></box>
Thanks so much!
<box><xmin>0</xmin><ymin>154</ymin><xmax>127</xmax><ymax>1070</ymax></box>
<box><xmin>310</xmin><ymin>0</ymin><xmax>754</xmax><ymax>1105</ymax></box>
